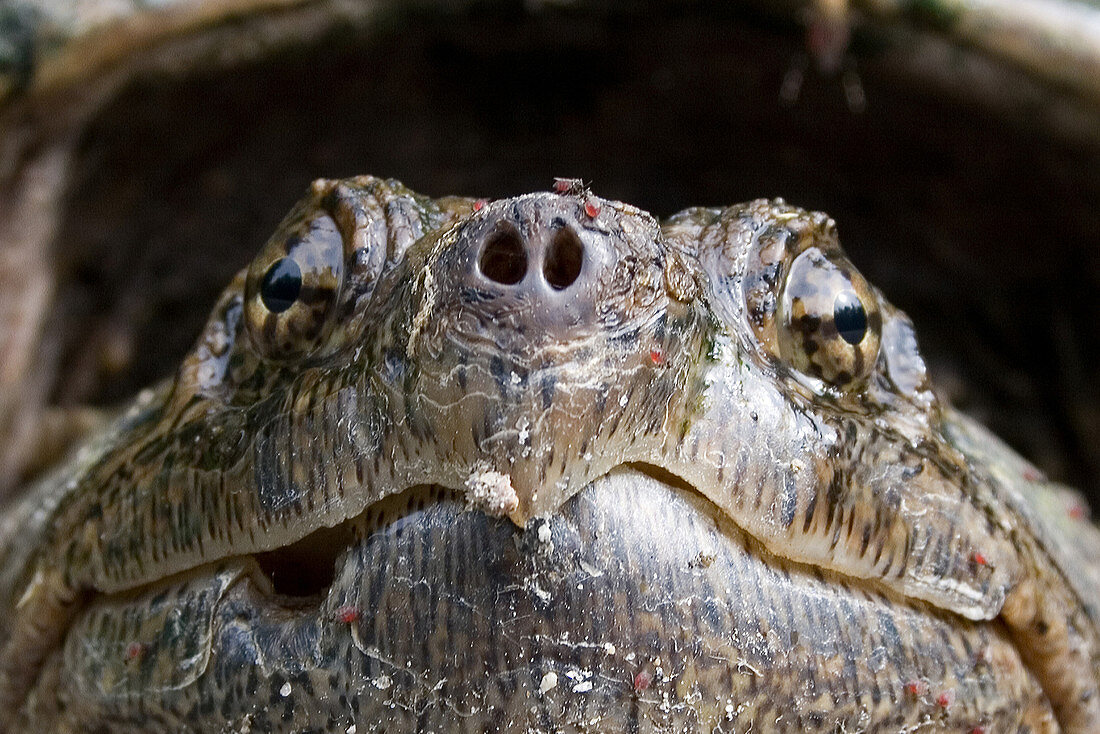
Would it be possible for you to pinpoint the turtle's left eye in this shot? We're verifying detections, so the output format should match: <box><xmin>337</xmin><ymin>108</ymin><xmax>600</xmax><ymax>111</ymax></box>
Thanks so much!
<box><xmin>777</xmin><ymin>247</ymin><xmax>881</xmax><ymax>388</ymax></box>
<box><xmin>260</xmin><ymin>258</ymin><xmax>303</xmax><ymax>313</ymax></box>
<box><xmin>245</xmin><ymin>212</ymin><xmax>345</xmax><ymax>361</ymax></box>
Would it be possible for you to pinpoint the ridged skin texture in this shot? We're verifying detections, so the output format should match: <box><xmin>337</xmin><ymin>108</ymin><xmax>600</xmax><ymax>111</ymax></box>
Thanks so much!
<box><xmin>0</xmin><ymin>177</ymin><xmax>1096</xmax><ymax>732</ymax></box>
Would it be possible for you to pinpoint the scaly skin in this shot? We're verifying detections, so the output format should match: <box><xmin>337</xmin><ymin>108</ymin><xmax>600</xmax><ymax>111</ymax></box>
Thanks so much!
<box><xmin>0</xmin><ymin>176</ymin><xmax>1096</xmax><ymax>731</ymax></box>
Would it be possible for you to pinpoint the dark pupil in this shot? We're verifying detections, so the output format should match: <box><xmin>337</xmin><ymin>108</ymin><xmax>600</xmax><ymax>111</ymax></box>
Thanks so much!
<box><xmin>260</xmin><ymin>257</ymin><xmax>302</xmax><ymax>313</ymax></box>
<box><xmin>833</xmin><ymin>290</ymin><xmax>867</xmax><ymax>345</ymax></box>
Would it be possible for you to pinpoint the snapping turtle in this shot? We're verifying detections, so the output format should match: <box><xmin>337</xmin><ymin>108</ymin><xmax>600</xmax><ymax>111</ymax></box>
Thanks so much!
<box><xmin>2</xmin><ymin>2</ymin><xmax>1100</xmax><ymax>733</ymax></box>
<box><xmin>0</xmin><ymin>175</ymin><xmax>1097</xmax><ymax>733</ymax></box>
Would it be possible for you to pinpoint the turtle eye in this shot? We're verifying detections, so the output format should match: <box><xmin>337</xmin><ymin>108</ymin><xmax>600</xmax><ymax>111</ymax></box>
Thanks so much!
<box><xmin>777</xmin><ymin>247</ymin><xmax>881</xmax><ymax>388</ymax></box>
<box><xmin>833</xmin><ymin>289</ymin><xmax>867</xmax><ymax>345</ymax></box>
<box><xmin>260</xmin><ymin>258</ymin><xmax>303</xmax><ymax>313</ymax></box>
<box><xmin>245</xmin><ymin>212</ymin><xmax>345</xmax><ymax>361</ymax></box>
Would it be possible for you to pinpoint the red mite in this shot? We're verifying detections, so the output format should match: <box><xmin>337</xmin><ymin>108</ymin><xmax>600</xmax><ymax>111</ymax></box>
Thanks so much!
<box><xmin>1069</xmin><ymin>503</ymin><xmax>1087</xmax><ymax>520</ymax></box>
<box><xmin>583</xmin><ymin>196</ymin><xmax>601</xmax><ymax>218</ymax></box>
<box><xmin>334</xmin><ymin>605</ymin><xmax>360</xmax><ymax>624</ymax></box>
<box><xmin>903</xmin><ymin>679</ymin><xmax>927</xmax><ymax>696</ymax></box>
<box><xmin>649</xmin><ymin>349</ymin><xmax>665</xmax><ymax>366</ymax></box>
<box><xmin>632</xmin><ymin>670</ymin><xmax>652</xmax><ymax>691</ymax></box>
<box><xmin>124</xmin><ymin>641</ymin><xmax>144</xmax><ymax>662</ymax></box>
<box><xmin>553</xmin><ymin>177</ymin><xmax>585</xmax><ymax>195</ymax></box>
<box><xmin>970</xmin><ymin>726</ymin><xmax>988</xmax><ymax>734</ymax></box>
<box><xmin>971</xmin><ymin>551</ymin><xmax>988</xmax><ymax>567</ymax></box>
<box><xmin>473</xmin><ymin>199</ymin><xmax>488</xmax><ymax>212</ymax></box>
<box><xmin>936</xmin><ymin>689</ymin><xmax>955</xmax><ymax>709</ymax></box>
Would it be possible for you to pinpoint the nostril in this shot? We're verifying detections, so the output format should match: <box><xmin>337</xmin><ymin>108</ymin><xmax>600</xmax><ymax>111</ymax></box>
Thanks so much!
<box><xmin>478</xmin><ymin>225</ymin><xmax>528</xmax><ymax>285</ymax></box>
<box><xmin>544</xmin><ymin>227</ymin><xmax>584</xmax><ymax>290</ymax></box>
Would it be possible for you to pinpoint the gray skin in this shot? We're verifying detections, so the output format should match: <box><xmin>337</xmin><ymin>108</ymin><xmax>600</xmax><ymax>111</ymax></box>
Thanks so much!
<box><xmin>0</xmin><ymin>176</ymin><xmax>1097</xmax><ymax>732</ymax></box>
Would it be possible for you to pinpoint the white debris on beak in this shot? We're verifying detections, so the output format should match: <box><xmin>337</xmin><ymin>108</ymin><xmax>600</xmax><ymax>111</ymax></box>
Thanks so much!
<box><xmin>464</xmin><ymin>465</ymin><xmax>519</xmax><ymax>517</ymax></box>
<box><xmin>538</xmin><ymin>671</ymin><xmax>558</xmax><ymax>695</ymax></box>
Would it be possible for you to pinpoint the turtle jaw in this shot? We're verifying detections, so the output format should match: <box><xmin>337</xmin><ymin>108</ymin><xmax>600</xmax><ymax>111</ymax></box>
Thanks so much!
<box><xmin>393</xmin><ymin>307</ymin><xmax>709</xmax><ymax>526</ymax></box>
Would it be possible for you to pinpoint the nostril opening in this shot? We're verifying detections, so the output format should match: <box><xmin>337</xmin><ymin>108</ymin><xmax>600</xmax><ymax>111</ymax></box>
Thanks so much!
<box><xmin>478</xmin><ymin>225</ymin><xmax>528</xmax><ymax>285</ymax></box>
<box><xmin>544</xmin><ymin>227</ymin><xmax>584</xmax><ymax>290</ymax></box>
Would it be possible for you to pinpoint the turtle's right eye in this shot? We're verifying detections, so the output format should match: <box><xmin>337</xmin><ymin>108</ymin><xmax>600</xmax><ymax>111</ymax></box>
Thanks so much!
<box><xmin>244</xmin><ymin>212</ymin><xmax>345</xmax><ymax>361</ymax></box>
<box><xmin>832</xmin><ymin>289</ymin><xmax>868</xmax><ymax>346</ymax></box>
<box><xmin>776</xmin><ymin>247</ymin><xmax>881</xmax><ymax>389</ymax></box>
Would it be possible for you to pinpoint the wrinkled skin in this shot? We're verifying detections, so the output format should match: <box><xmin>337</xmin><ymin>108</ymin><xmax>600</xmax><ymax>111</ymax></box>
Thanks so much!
<box><xmin>0</xmin><ymin>176</ymin><xmax>1097</xmax><ymax>732</ymax></box>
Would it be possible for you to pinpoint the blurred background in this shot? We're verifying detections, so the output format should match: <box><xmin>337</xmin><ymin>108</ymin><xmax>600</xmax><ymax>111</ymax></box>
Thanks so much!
<box><xmin>1</xmin><ymin>0</ymin><xmax>1098</xmax><ymax>505</ymax></box>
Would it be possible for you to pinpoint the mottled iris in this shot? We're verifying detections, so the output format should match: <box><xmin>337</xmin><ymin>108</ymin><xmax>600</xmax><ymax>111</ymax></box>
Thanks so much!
<box><xmin>777</xmin><ymin>247</ymin><xmax>881</xmax><ymax>388</ymax></box>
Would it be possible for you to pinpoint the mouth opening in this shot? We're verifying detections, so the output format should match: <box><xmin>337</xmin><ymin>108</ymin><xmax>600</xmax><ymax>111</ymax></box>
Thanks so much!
<box><xmin>254</xmin><ymin>522</ymin><xmax>356</xmax><ymax>599</ymax></box>
<box><xmin>624</xmin><ymin>461</ymin><xmax>700</xmax><ymax>497</ymax></box>
<box><xmin>251</xmin><ymin>484</ymin><xmax>461</xmax><ymax>602</ymax></box>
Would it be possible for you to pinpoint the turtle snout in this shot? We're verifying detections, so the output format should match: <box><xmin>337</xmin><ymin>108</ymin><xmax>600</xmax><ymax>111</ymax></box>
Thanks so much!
<box><xmin>452</xmin><ymin>196</ymin><xmax>617</xmax><ymax>332</ymax></box>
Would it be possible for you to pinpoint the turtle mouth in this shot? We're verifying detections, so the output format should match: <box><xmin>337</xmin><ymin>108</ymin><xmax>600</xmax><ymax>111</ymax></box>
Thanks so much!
<box><xmin>250</xmin><ymin>463</ymin><xmax>697</xmax><ymax>602</ymax></box>
<box><xmin>63</xmin><ymin>465</ymin><xmax>1049</xmax><ymax>733</ymax></box>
